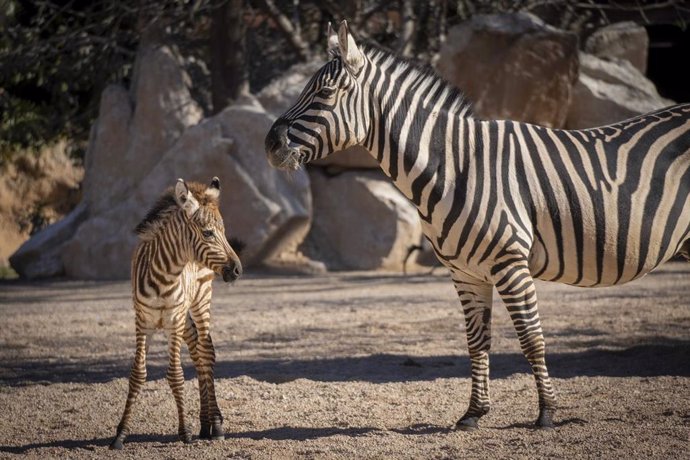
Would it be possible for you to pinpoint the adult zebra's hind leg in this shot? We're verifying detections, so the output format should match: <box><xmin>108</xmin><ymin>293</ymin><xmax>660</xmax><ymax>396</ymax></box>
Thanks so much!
<box><xmin>495</xmin><ymin>262</ymin><xmax>556</xmax><ymax>428</ymax></box>
<box><xmin>110</xmin><ymin>329</ymin><xmax>149</xmax><ymax>450</ymax></box>
<box><xmin>453</xmin><ymin>274</ymin><xmax>494</xmax><ymax>431</ymax></box>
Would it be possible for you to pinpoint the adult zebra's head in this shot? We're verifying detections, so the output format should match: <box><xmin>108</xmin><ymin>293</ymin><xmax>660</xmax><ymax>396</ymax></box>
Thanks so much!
<box><xmin>174</xmin><ymin>177</ymin><xmax>243</xmax><ymax>282</ymax></box>
<box><xmin>265</xmin><ymin>21</ymin><xmax>370</xmax><ymax>170</ymax></box>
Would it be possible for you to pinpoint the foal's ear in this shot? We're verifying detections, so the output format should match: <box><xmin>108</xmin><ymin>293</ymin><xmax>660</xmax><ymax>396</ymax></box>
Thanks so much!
<box><xmin>206</xmin><ymin>176</ymin><xmax>220</xmax><ymax>200</ymax></box>
<box><xmin>174</xmin><ymin>178</ymin><xmax>199</xmax><ymax>217</ymax></box>
<box><xmin>337</xmin><ymin>20</ymin><xmax>364</xmax><ymax>74</ymax></box>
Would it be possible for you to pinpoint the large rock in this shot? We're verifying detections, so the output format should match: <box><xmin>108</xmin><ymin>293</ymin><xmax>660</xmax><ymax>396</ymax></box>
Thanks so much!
<box><xmin>257</xmin><ymin>60</ymin><xmax>378</xmax><ymax>169</ymax></box>
<box><xmin>10</xmin><ymin>203</ymin><xmax>88</xmax><ymax>279</ymax></box>
<box><xmin>436</xmin><ymin>13</ymin><xmax>579</xmax><ymax>128</ymax></box>
<box><xmin>83</xmin><ymin>44</ymin><xmax>203</xmax><ymax>215</ymax></box>
<box><xmin>11</xmin><ymin>45</ymin><xmax>311</xmax><ymax>279</ymax></box>
<box><xmin>585</xmin><ymin>22</ymin><xmax>648</xmax><ymax>74</ymax></box>
<box><xmin>0</xmin><ymin>141</ymin><xmax>83</xmax><ymax>270</ymax></box>
<box><xmin>60</xmin><ymin>104</ymin><xmax>311</xmax><ymax>279</ymax></box>
<box><xmin>565</xmin><ymin>52</ymin><xmax>674</xmax><ymax>129</ymax></box>
<box><xmin>305</xmin><ymin>169</ymin><xmax>422</xmax><ymax>271</ymax></box>
<box><xmin>80</xmin><ymin>84</ymin><xmax>132</xmax><ymax>214</ymax></box>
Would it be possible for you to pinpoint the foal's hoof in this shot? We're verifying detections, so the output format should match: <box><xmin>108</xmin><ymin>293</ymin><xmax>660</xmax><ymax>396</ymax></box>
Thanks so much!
<box><xmin>109</xmin><ymin>438</ymin><xmax>124</xmax><ymax>450</ymax></box>
<box><xmin>179</xmin><ymin>428</ymin><xmax>194</xmax><ymax>444</ymax></box>
<box><xmin>455</xmin><ymin>417</ymin><xmax>480</xmax><ymax>432</ymax></box>
<box><xmin>536</xmin><ymin>408</ymin><xmax>555</xmax><ymax>430</ymax></box>
<box><xmin>199</xmin><ymin>424</ymin><xmax>212</xmax><ymax>440</ymax></box>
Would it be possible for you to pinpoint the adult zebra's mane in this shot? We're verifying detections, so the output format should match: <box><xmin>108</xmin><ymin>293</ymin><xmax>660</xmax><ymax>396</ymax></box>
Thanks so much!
<box><xmin>134</xmin><ymin>182</ymin><xmax>211</xmax><ymax>239</ymax></box>
<box><xmin>360</xmin><ymin>43</ymin><xmax>474</xmax><ymax>118</ymax></box>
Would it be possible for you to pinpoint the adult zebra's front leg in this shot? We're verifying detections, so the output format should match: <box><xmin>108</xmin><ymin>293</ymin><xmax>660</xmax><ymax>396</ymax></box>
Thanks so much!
<box><xmin>494</xmin><ymin>260</ymin><xmax>556</xmax><ymax>428</ymax></box>
<box><xmin>453</xmin><ymin>273</ymin><xmax>494</xmax><ymax>431</ymax></box>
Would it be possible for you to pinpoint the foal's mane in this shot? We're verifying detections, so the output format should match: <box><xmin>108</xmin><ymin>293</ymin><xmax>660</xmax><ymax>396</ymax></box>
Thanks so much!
<box><xmin>134</xmin><ymin>182</ymin><xmax>215</xmax><ymax>238</ymax></box>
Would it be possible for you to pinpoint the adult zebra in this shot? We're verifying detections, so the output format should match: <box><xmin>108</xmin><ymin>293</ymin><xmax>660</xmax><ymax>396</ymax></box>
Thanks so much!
<box><xmin>110</xmin><ymin>177</ymin><xmax>243</xmax><ymax>449</ymax></box>
<box><xmin>265</xmin><ymin>21</ymin><xmax>690</xmax><ymax>430</ymax></box>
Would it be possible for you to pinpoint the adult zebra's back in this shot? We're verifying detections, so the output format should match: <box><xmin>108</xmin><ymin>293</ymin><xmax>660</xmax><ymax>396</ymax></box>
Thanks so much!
<box><xmin>265</xmin><ymin>21</ymin><xmax>690</xmax><ymax>430</ymax></box>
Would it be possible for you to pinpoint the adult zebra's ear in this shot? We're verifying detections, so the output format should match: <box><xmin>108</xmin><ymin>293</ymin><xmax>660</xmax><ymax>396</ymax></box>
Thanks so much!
<box><xmin>336</xmin><ymin>20</ymin><xmax>364</xmax><ymax>74</ymax></box>
<box><xmin>327</xmin><ymin>22</ymin><xmax>339</xmax><ymax>57</ymax></box>
<box><xmin>174</xmin><ymin>178</ymin><xmax>200</xmax><ymax>217</ymax></box>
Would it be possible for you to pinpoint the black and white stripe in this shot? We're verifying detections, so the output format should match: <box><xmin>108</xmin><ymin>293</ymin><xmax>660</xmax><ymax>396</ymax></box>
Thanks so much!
<box><xmin>110</xmin><ymin>177</ymin><xmax>242</xmax><ymax>449</ymax></box>
<box><xmin>265</xmin><ymin>21</ymin><xmax>690</xmax><ymax>429</ymax></box>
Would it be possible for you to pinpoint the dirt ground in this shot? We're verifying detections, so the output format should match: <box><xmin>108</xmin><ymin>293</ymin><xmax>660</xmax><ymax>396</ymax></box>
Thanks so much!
<box><xmin>0</xmin><ymin>263</ymin><xmax>689</xmax><ymax>459</ymax></box>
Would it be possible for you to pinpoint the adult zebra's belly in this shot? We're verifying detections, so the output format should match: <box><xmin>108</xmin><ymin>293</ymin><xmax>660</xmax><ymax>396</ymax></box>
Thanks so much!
<box><xmin>527</xmin><ymin>225</ymin><xmax>684</xmax><ymax>288</ymax></box>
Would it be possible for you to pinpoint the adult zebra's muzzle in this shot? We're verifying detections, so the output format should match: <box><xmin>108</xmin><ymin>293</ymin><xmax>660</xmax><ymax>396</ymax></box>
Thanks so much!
<box><xmin>265</xmin><ymin>118</ymin><xmax>303</xmax><ymax>170</ymax></box>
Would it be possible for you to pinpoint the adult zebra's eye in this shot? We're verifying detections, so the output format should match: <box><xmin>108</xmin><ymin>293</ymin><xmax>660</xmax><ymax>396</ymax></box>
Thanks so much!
<box><xmin>319</xmin><ymin>86</ymin><xmax>336</xmax><ymax>98</ymax></box>
<box><xmin>202</xmin><ymin>229</ymin><xmax>214</xmax><ymax>239</ymax></box>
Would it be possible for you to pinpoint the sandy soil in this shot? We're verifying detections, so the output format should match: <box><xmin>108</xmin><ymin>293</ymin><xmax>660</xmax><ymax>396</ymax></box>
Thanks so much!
<box><xmin>0</xmin><ymin>263</ymin><xmax>689</xmax><ymax>459</ymax></box>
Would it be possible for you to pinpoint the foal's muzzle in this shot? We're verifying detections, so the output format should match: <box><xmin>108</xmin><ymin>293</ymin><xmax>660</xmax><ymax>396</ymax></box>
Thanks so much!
<box><xmin>222</xmin><ymin>261</ymin><xmax>242</xmax><ymax>283</ymax></box>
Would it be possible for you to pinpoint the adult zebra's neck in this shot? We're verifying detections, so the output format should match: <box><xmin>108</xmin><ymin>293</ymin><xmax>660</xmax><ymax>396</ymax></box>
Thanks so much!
<box><xmin>359</xmin><ymin>46</ymin><xmax>474</xmax><ymax>210</ymax></box>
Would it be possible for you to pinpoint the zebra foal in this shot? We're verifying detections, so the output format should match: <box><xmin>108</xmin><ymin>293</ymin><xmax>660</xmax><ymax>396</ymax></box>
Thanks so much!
<box><xmin>110</xmin><ymin>177</ymin><xmax>242</xmax><ymax>449</ymax></box>
<box><xmin>265</xmin><ymin>21</ymin><xmax>690</xmax><ymax>430</ymax></box>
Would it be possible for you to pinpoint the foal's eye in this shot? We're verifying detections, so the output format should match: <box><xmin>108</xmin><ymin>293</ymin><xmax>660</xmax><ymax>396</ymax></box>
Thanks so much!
<box><xmin>202</xmin><ymin>229</ymin><xmax>214</xmax><ymax>239</ymax></box>
<box><xmin>319</xmin><ymin>86</ymin><xmax>336</xmax><ymax>98</ymax></box>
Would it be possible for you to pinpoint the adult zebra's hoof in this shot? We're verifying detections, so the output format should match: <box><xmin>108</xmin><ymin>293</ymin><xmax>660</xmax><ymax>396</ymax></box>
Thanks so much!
<box><xmin>536</xmin><ymin>408</ymin><xmax>555</xmax><ymax>429</ymax></box>
<box><xmin>454</xmin><ymin>417</ymin><xmax>480</xmax><ymax>432</ymax></box>
<box><xmin>109</xmin><ymin>437</ymin><xmax>125</xmax><ymax>450</ymax></box>
<box><xmin>211</xmin><ymin>421</ymin><xmax>225</xmax><ymax>441</ymax></box>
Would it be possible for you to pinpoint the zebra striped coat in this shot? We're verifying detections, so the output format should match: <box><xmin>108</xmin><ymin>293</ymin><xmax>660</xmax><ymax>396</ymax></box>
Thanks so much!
<box><xmin>265</xmin><ymin>21</ymin><xmax>690</xmax><ymax>430</ymax></box>
<box><xmin>110</xmin><ymin>177</ymin><xmax>242</xmax><ymax>449</ymax></box>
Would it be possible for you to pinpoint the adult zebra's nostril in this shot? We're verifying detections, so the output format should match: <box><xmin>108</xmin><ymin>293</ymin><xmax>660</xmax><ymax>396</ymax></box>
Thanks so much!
<box><xmin>265</xmin><ymin>119</ymin><xmax>289</xmax><ymax>154</ymax></box>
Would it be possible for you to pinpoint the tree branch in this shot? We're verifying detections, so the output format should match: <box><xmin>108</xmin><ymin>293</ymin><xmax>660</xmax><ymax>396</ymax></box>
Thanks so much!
<box><xmin>256</xmin><ymin>0</ymin><xmax>311</xmax><ymax>61</ymax></box>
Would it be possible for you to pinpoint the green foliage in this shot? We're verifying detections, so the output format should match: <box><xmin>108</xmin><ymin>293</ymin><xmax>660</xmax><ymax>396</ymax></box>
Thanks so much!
<box><xmin>0</xmin><ymin>0</ymin><xmax>220</xmax><ymax>162</ymax></box>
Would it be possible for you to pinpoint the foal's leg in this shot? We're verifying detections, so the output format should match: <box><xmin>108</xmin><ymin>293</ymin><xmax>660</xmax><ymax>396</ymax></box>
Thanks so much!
<box><xmin>166</xmin><ymin>325</ymin><xmax>192</xmax><ymax>443</ymax></box>
<box><xmin>110</xmin><ymin>329</ymin><xmax>150</xmax><ymax>449</ymax></box>
<box><xmin>189</xmin><ymin>291</ymin><xmax>223</xmax><ymax>440</ymax></box>
<box><xmin>183</xmin><ymin>312</ymin><xmax>212</xmax><ymax>439</ymax></box>
<box><xmin>453</xmin><ymin>273</ymin><xmax>494</xmax><ymax>431</ymax></box>
<box><xmin>495</xmin><ymin>261</ymin><xmax>556</xmax><ymax>428</ymax></box>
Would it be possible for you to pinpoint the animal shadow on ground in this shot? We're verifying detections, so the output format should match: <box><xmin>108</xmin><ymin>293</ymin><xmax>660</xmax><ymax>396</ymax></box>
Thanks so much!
<box><xmin>2</xmin><ymin>337</ymin><xmax>689</xmax><ymax>387</ymax></box>
<box><xmin>0</xmin><ymin>434</ymin><xmax>179</xmax><ymax>454</ymax></box>
<box><xmin>225</xmin><ymin>423</ymin><xmax>452</xmax><ymax>442</ymax></box>
<box><xmin>0</xmin><ymin>425</ymin><xmax>456</xmax><ymax>453</ymax></box>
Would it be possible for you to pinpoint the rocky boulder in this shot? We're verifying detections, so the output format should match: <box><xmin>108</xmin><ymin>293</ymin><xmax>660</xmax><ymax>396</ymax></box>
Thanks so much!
<box><xmin>584</xmin><ymin>21</ymin><xmax>649</xmax><ymax>74</ymax></box>
<box><xmin>11</xmin><ymin>45</ymin><xmax>311</xmax><ymax>279</ymax></box>
<box><xmin>304</xmin><ymin>168</ymin><xmax>422</xmax><ymax>271</ymax></box>
<box><xmin>565</xmin><ymin>52</ymin><xmax>674</xmax><ymax>129</ymax></box>
<box><xmin>54</xmin><ymin>103</ymin><xmax>310</xmax><ymax>280</ymax></box>
<box><xmin>83</xmin><ymin>44</ymin><xmax>203</xmax><ymax>216</ymax></box>
<box><xmin>436</xmin><ymin>12</ymin><xmax>579</xmax><ymax>128</ymax></box>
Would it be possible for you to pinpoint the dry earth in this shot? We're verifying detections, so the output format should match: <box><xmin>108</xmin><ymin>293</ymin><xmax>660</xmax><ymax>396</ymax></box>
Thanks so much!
<box><xmin>0</xmin><ymin>263</ymin><xmax>689</xmax><ymax>459</ymax></box>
